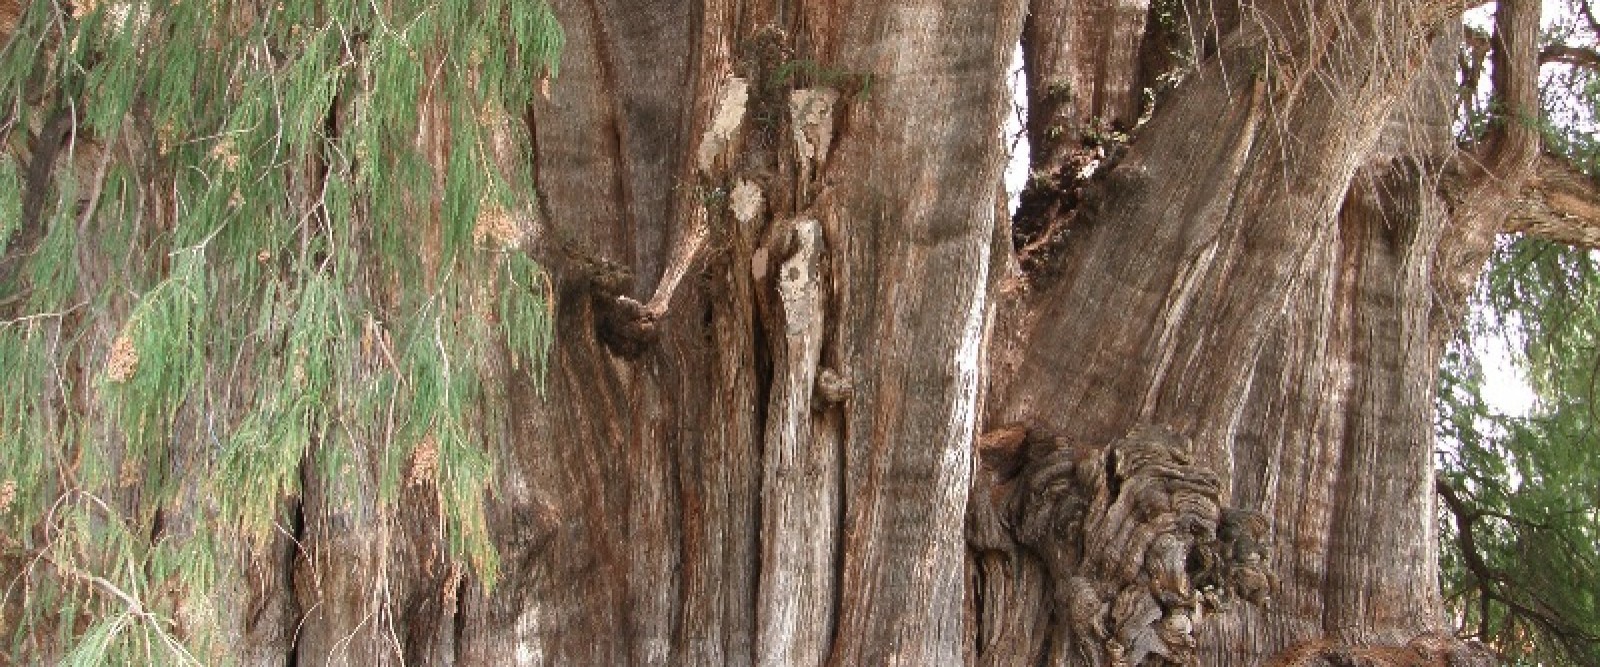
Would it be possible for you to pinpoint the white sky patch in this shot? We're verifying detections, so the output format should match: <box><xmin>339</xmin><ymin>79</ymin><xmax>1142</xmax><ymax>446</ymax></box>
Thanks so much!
<box><xmin>1477</xmin><ymin>329</ymin><xmax>1539</xmax><ymax>416</ymax></box>
<box><xmin>1465</xmin><ymin>1</ymin><xmax>1579</xmax><ymax>32</ymax></box>
<box><xmin>1003</xmin><ymin>43</ymin><xmax>1030</xmax><ymax>214</ymax></box>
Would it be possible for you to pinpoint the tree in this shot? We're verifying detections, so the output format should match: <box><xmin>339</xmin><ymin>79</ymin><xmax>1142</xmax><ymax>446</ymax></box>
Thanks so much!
<box><xmin>1432</xmin><ymin>6</ymin><xmax>1600</xmax><ymax>661</ymax></box>
<box><xmin>1</xmin><ymin>0</ymin><xmax>1597</xmax><ymax>664</ymax></box>
<box><xmin>1437</xmin><ymin>241</ymin><xmax>1600</xmax><ymax>662</ymax></box>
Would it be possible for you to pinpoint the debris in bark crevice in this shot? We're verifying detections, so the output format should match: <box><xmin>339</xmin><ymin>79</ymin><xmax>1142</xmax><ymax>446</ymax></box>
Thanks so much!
<box><xmin>575</xmin><ymin>255</ymin><xmax>658</xmax><ymax>359</ymax></box>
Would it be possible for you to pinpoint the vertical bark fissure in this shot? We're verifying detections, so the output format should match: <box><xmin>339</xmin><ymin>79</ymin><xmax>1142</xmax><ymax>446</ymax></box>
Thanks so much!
<box><xmin>1318</xmin><ymin>161</ymin><xmax>1445</xmax><ymax>643</ymax></box>
<box><xmin>1137</xmin><ymin>77</ymin><xmax>1266</xmax><ymax>419</ymax></box>
<box><xmin>978</xmin><ymin>3</ymin><xmax>1510</xmax><ymax>665</ymax></box>
<box><xmin>813</xmin><ymin>2</ymin><xmax>1023</xmax><ymax>663</ymax></box>
<box><xmin>581</xmin><ymin>0</ymin><xmax>636</xmax><ymax>266</ymax></box>
<box><xmin>283</xmin><ymin>487</ymin><xmax>307</xmax><ymax>667</ymax></box>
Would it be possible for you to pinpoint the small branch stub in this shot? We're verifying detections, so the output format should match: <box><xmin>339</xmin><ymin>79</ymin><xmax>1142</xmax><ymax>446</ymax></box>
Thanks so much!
<box><xmin>814</xmin><ymin>366</ymin><xmax>851</xmax><ymax>406</ymax></box>
<box><xmin>581</xmin><ymin>257</ymin><xmax>658</xmax><ymax>358</ymax></box>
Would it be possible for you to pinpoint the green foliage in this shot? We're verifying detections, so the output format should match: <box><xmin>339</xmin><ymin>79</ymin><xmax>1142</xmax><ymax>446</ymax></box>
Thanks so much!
<box><xmin>770</xmin><ymin>58</ymin><xmax>873</xmax><ymax>96</ymax></box>
<box><xmin>103</xmin><ymin>252</ymin><xmax>209</xmax><ymax>495</ymax></box>
<box><xmin>499</xmin><ymin>251</ymin><xmax>554</xmax><ymax>378</ymax></box>
<box><xmin>0</xmin><ymin>0</ymin><xmax>562</xmax><ymax>659</ymax></box>
<box><xmin>1438</xmin><ymin>239</ymin><xmax>1600</xmax><ymax>665</ymax></box>
<box><xmin>0</xmin><ymin>157</ymin><xmax>19</xmax><ymax>253</ymax></box>
<box><xmin>24</xmin><ymin>169</ymin><xmax>80</xmax><ymax>309</ymax></box>
<box><xmin>1436</xmin><ymin>7</ymin><xmax>1600</xmax><ymax>663</ymax></box>
<box><xmin>216</xmin><ymin>273</ymin><xmax>349</xmax><ymax>543</ymax></box>
<box><xmin>394</xmin><ymin>300</ymin><xmax>502</xmax><ymax>584</ymax></box>
<box><xmin>0</xmin><ymin>324</ymin><xmax>52</xmax><ymax>526</ymax></box>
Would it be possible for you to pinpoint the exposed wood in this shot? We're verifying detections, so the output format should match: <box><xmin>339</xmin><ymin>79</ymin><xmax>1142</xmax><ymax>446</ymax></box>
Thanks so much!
<box><xmin>2</xmin><ymin>0</ymin><xmax>1586</xmax><ymax>664</ymax></box>
<box><xmin>756</xmin><ymin>216</ymin><xmax>836</xmax><ymax>667</ymax></box>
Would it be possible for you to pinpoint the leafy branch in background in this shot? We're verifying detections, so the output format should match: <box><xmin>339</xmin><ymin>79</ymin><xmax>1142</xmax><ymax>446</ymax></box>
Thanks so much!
<box><xmin>1437</xmin><ymin>237</ymin><xmax>1600</xmax><ymax>664</ymax></box>
<box><xmin>1436</xmin><ymin>2</ymin><xmax>1600</xmax><ymax>664</ymax></box>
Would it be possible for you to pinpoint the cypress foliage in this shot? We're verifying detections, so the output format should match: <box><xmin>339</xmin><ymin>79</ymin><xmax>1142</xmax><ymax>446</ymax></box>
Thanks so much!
<box><xmin>0</xmin><ymin>0</ymin><xmax>561</xmax><ymax>659</ymax></box>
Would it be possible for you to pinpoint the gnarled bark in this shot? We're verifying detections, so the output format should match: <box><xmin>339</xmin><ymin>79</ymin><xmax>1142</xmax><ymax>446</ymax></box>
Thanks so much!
<box><xmin>3</xmin><ymin>0</ymin><xmax>1583</xmax><ymax>664</ymax></box>
<box><xmin>972</xmin><ymin>0</ymin><xmax>1545</xmax><ymax>665</ymax></box>
<box><xmin>1504</xmin><ymin>154</ymin><xmax>1600</xmax><ymax>250</ymax></box>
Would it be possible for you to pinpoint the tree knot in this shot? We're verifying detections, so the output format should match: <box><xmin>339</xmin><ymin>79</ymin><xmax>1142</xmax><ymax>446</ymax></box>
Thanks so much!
<box><xmin>579</xmin><ymin>257</ymin><xmax>659</xmax><ymax>358</ymax></box>
<box><xmin>973</xmin><ymin>423</ymin><xmax>1278</xmax><ymax>666</ymax></box>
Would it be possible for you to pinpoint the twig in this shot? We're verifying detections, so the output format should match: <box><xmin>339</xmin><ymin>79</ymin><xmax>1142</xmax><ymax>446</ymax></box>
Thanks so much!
<box><xmin>0</xmin><ymin>300</ymin><xmax>86</xmax><ymax>327</ymax></box>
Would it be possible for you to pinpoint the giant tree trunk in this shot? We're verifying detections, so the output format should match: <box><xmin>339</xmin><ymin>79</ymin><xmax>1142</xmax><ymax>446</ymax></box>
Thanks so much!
<box><xmin>1</xmin><ymin>0</ymin><xmax>1585</xmax><ymax>664</ymax></box>
<box><xmin>975</xmin><ymin>1</ymin><xmax>1539</xmax><ymax>664</ymax></box>
<box><xmin>446</xmin><ymin>2</ymin><xmax>1024</xmax><ymax>664</ymax></box>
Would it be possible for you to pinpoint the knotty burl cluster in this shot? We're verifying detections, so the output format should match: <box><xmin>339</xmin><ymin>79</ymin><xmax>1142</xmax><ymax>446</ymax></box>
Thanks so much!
<box><xmin>971</xmin><ymin>424</ymin><xmax>1276</xmax><ymax>666</ymax></box>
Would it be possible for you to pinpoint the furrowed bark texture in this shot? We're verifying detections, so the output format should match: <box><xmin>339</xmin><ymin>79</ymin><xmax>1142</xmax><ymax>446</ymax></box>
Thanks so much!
<box><xmin>441</xmin><ymin>1</ymin><xmax>1025</xmax><ymax>665</ymax></box>
<box><xmin>6</xmin><ymin>0</ymin><xmax>1582</xmax><ymax>663</ymax></box>
<box><xmin>971</xmin><ymin>0</ymin><xmax>1535</xmax><ymax>665</ymax></box>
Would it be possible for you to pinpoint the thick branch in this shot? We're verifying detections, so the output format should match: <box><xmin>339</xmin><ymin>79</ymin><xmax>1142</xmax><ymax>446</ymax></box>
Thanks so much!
<box><xmin>1444</xmin><ymin>0</ymin><xmax>1543</xmax><ymax>251</ymax></box>
<box><xmin>1481</xmin><ymin>0</ymin><xmax>1542</xmax><ymax>168</ymax></box>
<box><xmin>1540</xmin><ymin>44</ymin><xmax>1600</xmax><ymax>72</ymax></box>
<box><xmin>1503</xmin><ymin>153</ymin><xmax>1600</xmax><ymax>249</ymax></box>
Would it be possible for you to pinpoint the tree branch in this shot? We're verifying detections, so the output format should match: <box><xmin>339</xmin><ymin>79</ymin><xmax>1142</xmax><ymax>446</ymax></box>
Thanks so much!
<box><xmin>1441</xmin><ymin>0</ymin><xmax>1544</xmax><ymax>270</ymax></box>
<box><xmin>1481</xmin><ymin>0</ymin><xmax>1543</xmax><ymax>169</ymax></box>
<box><xmin>1579</xmin><ymin>0</ymin><xmax>1600</xmax><ymax>36</ymax></box>
<box><xmin>1437</xmin><ymin>479</ymin><xmax>1600</xmax><ymax>654</ymax></box>
<box><xmin>1540</xmin><ymin>44</ymin><xmax>1600</xmax><ymax>72</ymax></box>
<box><xmin>1503</xmin><ymin>153</ymin><xmax>1600</xmax><ymax>249</ymax></box>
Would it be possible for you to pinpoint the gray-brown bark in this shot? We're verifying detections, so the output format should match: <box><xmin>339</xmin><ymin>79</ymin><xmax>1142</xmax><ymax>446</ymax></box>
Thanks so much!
<box><xmin>1504</xmin><ymin>154</ymin><xmax>1600</xmax><ymax>249</ymax></box>
<box><xmin>421</xmin><ymin>1</ymin><xmax>1026</xmax><ymax>665</ymax></box>
<box><xmin>5</xmin><ymin>0</ymin><xmax>1593</xmax><ymax>664</ymax></box>
<box><xmin>970</xmin><ymin>423</ymin><xmax>1277</xmax><ymax>666</ymax></box>
<box><xmin>972</xmin><ymin>0</ymin><xmax>1542</xmax><ymax>665</ymax></box>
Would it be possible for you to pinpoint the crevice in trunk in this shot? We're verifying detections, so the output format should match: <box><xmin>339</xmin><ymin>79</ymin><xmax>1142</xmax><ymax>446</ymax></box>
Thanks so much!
<box><xmin>283</xmin><ymin>475</ymin><xmax>307</xmax><ymax>667</ymax></box>
<box><xmin>524</xmin><ymin>105</ymin><xmax>554</xmax><ymax>228</ymax></box>
<box><xmin>0</xmin><ymin>105</ymin><xmax>71</xmax><ymax>311</ymax></box>
<box><xmin>825</xmin><ymin>408</ymin><xmax>848</xmax><ymax>659</ymax></box>
<box><xmin>448</xmin><ymin>574</ymin><xmax>466</xmax><ymax>665</ymax></box>
<box><xmin>585</xmin><ymin>1</ymin><xmax>638</xmax><ymax>273</ymax></box>
<box><xmin>1011</xmin><ymin>0</ymin><xmax>1153</xmax><ymax>279</ymax></box>
<box><xmin>19</xmin><ymin>106</ymin><xmax>69</xmax><ymax>238</ymax></box>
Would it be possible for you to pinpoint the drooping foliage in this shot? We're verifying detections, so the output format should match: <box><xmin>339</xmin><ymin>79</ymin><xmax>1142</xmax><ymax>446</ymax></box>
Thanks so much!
<box><xmin>1437</xmin><ymin>4</ymin><xmax>1600</xmax><ymax>662</ymax></box>
<box><xmin>0</xmin><ymin>0</ymin><xmax>560</xmax><ymax>660</ymax></box>
<box><xmin>1438</xmin><ymin>239</ymin><xmax>1600</xmax><ymax>664</ymax></box>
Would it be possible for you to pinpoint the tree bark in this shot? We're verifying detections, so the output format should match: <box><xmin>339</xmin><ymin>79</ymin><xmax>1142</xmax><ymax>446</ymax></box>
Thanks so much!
<box><xmin>4</xmin><ymin>0</ymin><xmax>1590</xmax><ymax>664</ymax></box>
<box><xmin>437</xmin><ymin>1</ymin><xmax>1027</xmax><ymax>665</ymax></box>
<box><xmin>971</xmin><ymin>0</ymin><xmax>1535</xmax><ymax>665</ymax></box>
